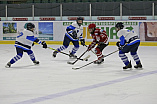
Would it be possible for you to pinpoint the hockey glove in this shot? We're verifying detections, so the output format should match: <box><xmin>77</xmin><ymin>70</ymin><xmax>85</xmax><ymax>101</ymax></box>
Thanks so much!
<box><xmin>116</xmin><ymin>41</ymin><xmax>123</xmax><ymax>50</ymax></box>
<box><xmin>80</xmin><ymin>39</ymin><xmax>85</xmax><ymax>46</ymax></box>
<box><xmin>116</xmin><ymin>41</ymin><xmax>120</xmax><ymax>47</ymax></box>
<box><xmin>118</xmin><ymin>46</ymin><xmax>123</xmax><ymax>50</ymax></box>
<box><xmin>41</xmin><ymin>41</ymin><xmax>47</xmax><ymax>49</ymax></box>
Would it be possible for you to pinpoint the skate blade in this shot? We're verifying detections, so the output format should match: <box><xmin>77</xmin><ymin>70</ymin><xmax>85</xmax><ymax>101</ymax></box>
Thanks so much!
<box><xmin>5</xmin><ymin>65</ymin><xmax>10</xmax><ymax>68</ymax></box>
<box><xmin>123</xmin><ymin>68</ymin><xmax>133</xmax><ymax>71</ymax></box>
<box><xmin>135</xmin><ymin>67</ymin><xmax>143</xmax><ymax>70</ymax></box>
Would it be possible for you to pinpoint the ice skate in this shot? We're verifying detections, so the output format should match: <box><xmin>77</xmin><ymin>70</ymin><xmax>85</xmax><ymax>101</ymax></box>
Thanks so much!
<box><xmin>53</xmin><ymin>51</ymin><xmax>58</xmax><ymax>58</ymax></box>
<box><xmin>94</xmin><ymin>58</ymin><xmax>104</xmax><ymax>64</ymax></box>
<box><xmin>5</xmin><ymin>62</ymin><xmax>11</xmax><ymax>68</ymax></box>
<box><xmin>123</xmin><ymin>61</ymin><xmax>132</xmax><ymax>71</ymax></box>
<box><xmin>134</xmin><ymin>62</ymin><xmax>143</xmax><ymax>69</ymax></box>
<box><xmin>33</xmin><ymin>60</ymin><xmax>39</xmax><ymax>65</ymax></box>
<box><xmin>69</xmin><ymin>53</ymin><xmax>77</xmax><ymax>59</ymax></box>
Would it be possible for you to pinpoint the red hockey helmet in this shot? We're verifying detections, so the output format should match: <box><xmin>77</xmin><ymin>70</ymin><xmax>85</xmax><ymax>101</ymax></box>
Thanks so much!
<box><xmin>88</xmin><ymin>23</ymin><xmax>96</xmax><ymax>29</ymax></box>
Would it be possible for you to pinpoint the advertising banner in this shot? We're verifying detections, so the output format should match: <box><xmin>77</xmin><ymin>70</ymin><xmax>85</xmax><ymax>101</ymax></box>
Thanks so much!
<box><xmin>3</xmin><ymin>22</ymin><xmax>18</xmax><ymax>40</ymax></box>
<box><xmin>2</xmin><ymin>21</ymin><xmax>53</xmax><ymax>41</ymax></box>
<box><xmin>139</xmin><ymin>22</ymin><xmax>157</xmax><ymax>41</ymax></box>
<box><xmin>38</xmin><ymin>22</ymin><xmax>53</xmax><ymax>40</ymax></box>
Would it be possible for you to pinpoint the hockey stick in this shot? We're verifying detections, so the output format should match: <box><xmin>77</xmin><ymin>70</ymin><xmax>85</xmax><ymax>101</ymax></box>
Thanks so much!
<box><xmin>48</xmin><ymin>47</ymin><xmax>88</xmax><ymax>61</ymax></box>
<box><xmin>72</xmin><ymin>49</ymin><xmax>119</xmax><ymax>70</ymax></box>
<box><xmin>67</xmin><ymin>44</ymin><xmax>96</xmax><ymax>65</ymax></box>
<box><xmin>67</xmin><ymin>49</ymin><xmax>89</xmax><ymax>65</ymax></box>
<box><xmin>84</xmin><ymin>45</ymin><xmax>96</xmax><ymax>55</ymax></box>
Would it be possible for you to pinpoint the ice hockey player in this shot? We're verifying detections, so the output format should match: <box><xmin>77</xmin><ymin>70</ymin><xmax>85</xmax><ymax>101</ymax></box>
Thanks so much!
<box><xmin>87</xmin><ymin>23</ymin><xmax>109</xmax><ymax>64</ymax></box>
<box><xmin>5</xmin><ymin>23</ymin><xmax>47</xmax><ymax>68</ymax></box>
<box><xmin>115</xmin><ymin>22</ymin><xmax>142</xmax><ymax>70</ymax></box>
<box><xmin>53</xmin><ymin>17</ymin><xmax>85</xmax><ymax>58</ymax></box>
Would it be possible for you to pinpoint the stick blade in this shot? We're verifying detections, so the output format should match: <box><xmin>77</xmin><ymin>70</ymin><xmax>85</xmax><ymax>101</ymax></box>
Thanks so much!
<box><xmin>72</xmin><ymin>67</ymin><xmax>80</xmax><ymax>70</ymax></box>
<box><xmin>67</xmin><ymin>61</ymin><xmax>74</xmax><ymax>65</ymax></box>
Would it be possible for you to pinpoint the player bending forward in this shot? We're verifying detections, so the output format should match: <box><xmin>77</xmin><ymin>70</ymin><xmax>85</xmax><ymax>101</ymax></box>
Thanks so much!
<box><xmin>87</xmin><ymin>23</ymin><xmax>109</xmax><ymax>64</ymax></box>
<box><xmin>53</xmin><ymin>17</ymin><xmax>85</xmax><ymax>58</ymax></box>
<box><xmin>5</xmin><ymin>23</ymin><xmax>47</xmax><ymax>68</ymax></box>
<box><xmin>115</xmin><ymin>22</ymin><xmax>142</xmax><ymax>70</ymax></box>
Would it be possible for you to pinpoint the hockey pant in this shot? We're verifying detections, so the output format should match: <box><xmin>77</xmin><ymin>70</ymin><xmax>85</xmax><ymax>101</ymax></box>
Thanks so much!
<box><xmin>119</xmin><ymin>42</ymin><xmax>141</xmax><ymax>65</ymax></box>
<box><xmin>95</xmin><ymin>43</ymin><xmax>108</xmax><ymax>60</ymax></box>
<box><xmin>10</xmin><ymin>47</ymin><xmax>36</xmax><ymax>64</ymax></box>
<box><xmin>57</xmin><ymin>35</ymin><xmax>79</xmax><ymax>54</ymax></box>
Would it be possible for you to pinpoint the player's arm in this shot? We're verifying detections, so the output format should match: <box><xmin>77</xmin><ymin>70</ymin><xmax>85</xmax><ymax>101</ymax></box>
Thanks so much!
<box><xmin>26</xmin><ymin>36</ymin><xmax>47</xmax><ymax>48</ymax></box>
<box><xmin>99</xmin><ymin>30</ymin><xmax>108</xmax><ymax>44</ymax></box>
<box><xmin>116</xmin><ymin>31</ymin><xmax>127</xmax><ymax>50</ymax></box>
<box><xmin>117</xmin><ymin>30</ymin><xmax>127</xmax><ymax>46</ymax></box>
<box><xmin>87</xmin><ymin>36</ymin><xmax>97</xmax><ymax>51</ymax></box>
<box><xmin>78</xmin><ymin>33</ymin><xmax>85</xmax><ymax>46</ymax></box>
<box><xmin>66</xmin><ymin>25</ymin><xmax>77</xmax><ymax>39</ymax></box>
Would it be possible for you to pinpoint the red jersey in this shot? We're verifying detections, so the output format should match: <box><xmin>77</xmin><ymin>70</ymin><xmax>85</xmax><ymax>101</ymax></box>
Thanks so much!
<box><xmin>90</xmin><ymin>28</ymin><xmax>108</xmax><ymax>48</ymax></box>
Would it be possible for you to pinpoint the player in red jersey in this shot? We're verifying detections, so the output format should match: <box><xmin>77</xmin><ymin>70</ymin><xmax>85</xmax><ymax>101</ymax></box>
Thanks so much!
<box><xmin>87</xmin><ymin>23</ymin><xmax>109</xmax><ymax>64</ymax></box>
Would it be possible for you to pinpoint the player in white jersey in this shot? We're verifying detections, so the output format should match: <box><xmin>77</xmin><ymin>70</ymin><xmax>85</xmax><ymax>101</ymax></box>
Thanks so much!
<box><xmin>53</xmin><ymin>17</ymin><xmax>85</xmax><ymax>58</ymax></box>
<box><xmin>5</xmin><ymin>23</ymin><xmax>47</xmax><ymax>68</ymax></box>
<box><xmin>115</xmin><ymin>22</ymin><xmax>142</xmax><ymax>70</ymax></box>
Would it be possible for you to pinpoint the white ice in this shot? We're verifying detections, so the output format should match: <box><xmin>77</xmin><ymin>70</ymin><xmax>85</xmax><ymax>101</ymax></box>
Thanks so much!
<box><xmin>0</xmin><ymin>44</ymin><xmax>157</xmax><ymax>104</ymax></box>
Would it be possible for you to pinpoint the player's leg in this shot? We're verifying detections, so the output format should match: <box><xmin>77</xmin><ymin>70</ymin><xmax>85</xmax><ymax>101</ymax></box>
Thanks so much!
<box><xmin>119</xmin><ymin>46</ymin><xmax>132</xmax><ymax>69</ymax></box>
<box><xmin>53</xmin><ymin>35</ymin><xmax>70</xmax><ymax>57</ymax></box>
<box><xmin>26</xmin><ymin>50</ymin><xmax>39</xmax><ymax>65</ymax></box>
<box><xmin>94</xmin><ymin>44</ymin><xmax>108</xmax><ymax>64</ymax></box>
<box><xmin>70</xmin><ymin>40</ymin><xmax>79</xmax><ymax>58</ymax></box>
<box><xmin>5</xmin><ymin>47</ymin><xmax>23</xmax><ymax>68</ymax></box>
<box><xmin>130</xmin><ymin>42</ymin><xmax>142</xmax><ymax>69</ymax></box>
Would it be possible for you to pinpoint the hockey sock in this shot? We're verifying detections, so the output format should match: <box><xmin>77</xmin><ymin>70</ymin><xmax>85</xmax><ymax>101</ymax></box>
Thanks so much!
<box><xmin>27</xmin><ymin>50</ymin><xmax>35</xmax><ymax>61</ymax></box>
<box><xmin>131</xmin><ymin>52</ymin><xmax>140</xmax><ymax>64</ymax></box>
<box><xmin>95</xmin><ymin>48</ymin><xmax>103</xmax><ymax>60</ymax></box>
<box><xmin>71</xmin><ymin>46</ymin><xmax>79</xmax><ymax>54</ymax></box>
<box><xmin>119</xmin><ymin>50</ymin><xmax>129</xmax><ymax>66</ymax></box>
<box><xmin>10</xmin><ymin>53</ymin><xmax>23</xmax><ymax>64</ymax></box>
<box><xmin>57</xmin><ymin>45</ymin><xmax>68</xmax><ymax>52</ymax></box>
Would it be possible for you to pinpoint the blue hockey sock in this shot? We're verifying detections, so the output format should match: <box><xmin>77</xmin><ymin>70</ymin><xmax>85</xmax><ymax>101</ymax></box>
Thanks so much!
<box><xmin>119</xmin><ymin>50</ymin><xmax>129</xmax><ymax>66</ymax></box>
<box><xmin>131</xmin><ymin>52</ymin><xmax>140</xmax><ymax>64</ymax></box>
<box><xmin>57</xmin><ymin>45</ymin><xmax>68</xmax><ymax>52</ymax></box>
<box><xmin>10</xmin><ymin>53</ymin><xmax>23</xmax><ymax>64</ymax></box>
<box><xmin>71</xmin><ymin>46</ymin><xmax>79</xmax><ymax>55</ymax></box>
<box><xmin>27</xmin><ymin>50</ymin><xmax>35</xmax><ymax>61</ymax></box>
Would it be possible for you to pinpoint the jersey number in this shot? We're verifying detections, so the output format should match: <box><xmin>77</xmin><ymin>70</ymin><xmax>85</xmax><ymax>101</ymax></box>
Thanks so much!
<box><xmin>17</xmin><ymin>32</ymin><xmax>23</xmax><ymax>38</ymax></box>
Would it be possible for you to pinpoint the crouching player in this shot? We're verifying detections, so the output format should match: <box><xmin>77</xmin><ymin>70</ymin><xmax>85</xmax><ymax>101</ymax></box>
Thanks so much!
<box><xmin>87</xmin><ymin>23</ymin><xmax>109</xmax><ymax>64</ymax></box>
<box><xmin>115</xmin><ymin>22</ymin><xmax>142</xmax><ymax>70</ymax></box>
<box><xmin>5</xmin><ymin>23</ymin><xmax>47</xmax><ymax>68</ymax></box>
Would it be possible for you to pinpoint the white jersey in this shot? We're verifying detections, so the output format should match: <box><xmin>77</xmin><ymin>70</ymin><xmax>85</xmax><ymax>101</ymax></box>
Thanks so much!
<box><xmin>65</xmin><ymin>21</ymin><xmax>83</xmax><ymax>41</ymax></box>
<box><xmin>117</xmin><ymin>29</ymin><xmax>140</xmax><ymax>45</ymax></box>
<box><xmin>15</xmin><ymin>29</ymin><xmax>37</xmax><ymax>50</ymax></box>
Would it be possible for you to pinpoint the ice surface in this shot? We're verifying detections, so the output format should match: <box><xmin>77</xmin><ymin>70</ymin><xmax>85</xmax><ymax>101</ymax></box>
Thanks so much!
<box><xmin>0</xmin><ymin>44</ymin><xmax>157</xmax><ymax>104</ymax></box>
